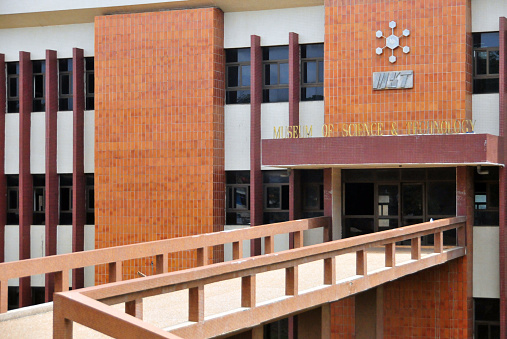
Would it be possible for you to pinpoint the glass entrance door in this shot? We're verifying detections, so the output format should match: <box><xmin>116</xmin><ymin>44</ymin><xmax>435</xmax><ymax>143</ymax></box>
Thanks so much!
<box><xmin>401</xmin><ymin>183</ymin><xmax>424</xmax><ymax>226</ymax></box>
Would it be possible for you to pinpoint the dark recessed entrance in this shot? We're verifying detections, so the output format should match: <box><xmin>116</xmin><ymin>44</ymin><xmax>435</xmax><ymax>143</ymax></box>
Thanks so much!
<box><xmin>342</xmin><ymin>168</ymin><xmax>456</xmax><ymax>240</ymax></box>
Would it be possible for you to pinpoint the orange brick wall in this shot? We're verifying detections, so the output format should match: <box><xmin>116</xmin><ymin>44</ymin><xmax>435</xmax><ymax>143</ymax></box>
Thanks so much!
<box><xmin>324</xmin><ymin>0</ymin><xmax>472</xmax><ymax>135</ymax></box>
<box><xmin>383</xmin><ymin>258</ymin><xmax>470</xmax><ymax>338</ymax></box>
<box><xmin>94</xmin><ymin>8</ymin><xmax>225</xmax><ymax>284</ymax></box>
<box><xmin>330</xmin><ymin>297</ymin><xmax>355</xmax><ymax>338</ymax></box>
<box><xmin>330</xmin><ymin>259</ymin><xmax>469</xmax><ymax>338</ymax></box>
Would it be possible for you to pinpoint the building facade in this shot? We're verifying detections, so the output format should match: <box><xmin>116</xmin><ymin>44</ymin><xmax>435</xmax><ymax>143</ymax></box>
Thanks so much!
<box><xmin>0</xmin><ymin>0</ymin><xmax>506</xmax><ymax>337</ymax></box>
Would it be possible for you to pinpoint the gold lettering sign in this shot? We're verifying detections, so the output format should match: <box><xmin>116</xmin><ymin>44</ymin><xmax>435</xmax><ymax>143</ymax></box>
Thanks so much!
<box><xmin>273</xmin><ymin>119</ymin><xmax>476</xmax><ymax>139</ymax></box>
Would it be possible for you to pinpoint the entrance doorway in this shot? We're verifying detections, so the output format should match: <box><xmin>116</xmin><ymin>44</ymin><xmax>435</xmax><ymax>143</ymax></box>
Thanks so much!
<box><xmin>343</xmin><ymin>168</ymin><xmax>456</xmax><ymax>239</ymax></box>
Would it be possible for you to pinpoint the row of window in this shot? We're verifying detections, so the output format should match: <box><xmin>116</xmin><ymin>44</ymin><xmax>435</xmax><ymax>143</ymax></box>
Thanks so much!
<box><xmin>6</xmin><ymin>57</ymin><xmax>94</xmax><ymax>113</ymax></box>
<box><xmin>6</xmin><ymin>174</ymin><xmax>94</xmax><ymax>225</ymax></box>
<box><xmin>226</xmin><ymin>170</ymin><xmax>324</xmax><ymax>225</ymax></box>
<box><xmin>226</xmin><ymin>44</ymin><xmax>324</xmax><ymax>104</ymax></box>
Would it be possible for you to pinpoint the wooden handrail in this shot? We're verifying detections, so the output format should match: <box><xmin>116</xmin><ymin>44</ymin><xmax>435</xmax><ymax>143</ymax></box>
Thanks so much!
<box><xmin>53</xmin><ymin>217</ymin><xmax>466</xmax><ymax>339</ymax></box>
<box><xmin>0</xmin><ymin>216</ymin><xmax>330</xmax><ymax>313</ymax></box>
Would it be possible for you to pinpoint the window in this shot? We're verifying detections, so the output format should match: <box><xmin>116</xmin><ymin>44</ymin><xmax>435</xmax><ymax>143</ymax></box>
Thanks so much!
<box><xmin>59</xmin><ymin>174</ymin><xmax>72</xmax><ymax>225</ymax></box>
<box><xmin>263</xmin><ymin>171</ymin><xmax>289</xmax><ymax>224</ymax></box>
<box><xmin>473</xmin><ymin>32</ymin><xmax>499</xmax><ymax>94</ymax></box>
<box><xmin>86</xmin><ymin>174</ymin><xmax>95</xmax><ymax>224</ymax></box>
<box><xmin>226</xmin><ymin>49</ymin><xmax>250</xmax><ymax>104</ymax></box>
<box><xmin>226</xmin><ymin>171</ymin><xmax>250</xmax><ymax>225</ymax></box>
<box><xmin>301</xmin><ymin>44</ymin><xmax>324</xmax><ymax>101</ymax></box>
<box><xmin>32</xmin><ymin>60</ymin><xmax>45</xmax><ymax>112</ymax></box>
<box><xmin>58</xmin><ymin>59</ymin><xmax>73</xmax><ymax>111</ymax></box>
<box><xmin>474</xmin><ymin>298</ymin><xmax>500</xmax><ymax>339</ymax></box>
<box><xmin>33</xmin><ymin>175</ymin><xmax>45</xmax><ymax>225</ymax></box>
<box><xmin>85</xmin><ymin>57</ymin><xmax>94</xmax><ymax>110</ymax></box>
<box><xmin>301</xmin><ymin>170</ymin><xmax>324</xmax><ymax>218</ymax></box>
<box><xmin>6</xmin><ymin>62</ymin><xmax>19</xmax><ymax>113</ymax></box>
<box><xmin>474</xmin><ymin>167</ymin><xmax>499</xmax><ymax>226</ymax></box>
<box><xmin>263</xmin><ymin>46</ymin><xmax>289</xmax><ymax>103</ymax></box>
<box><xmin>6</xmin><ymin>175</ymin><xmax>19</xmax><ymax>225</ymax></box>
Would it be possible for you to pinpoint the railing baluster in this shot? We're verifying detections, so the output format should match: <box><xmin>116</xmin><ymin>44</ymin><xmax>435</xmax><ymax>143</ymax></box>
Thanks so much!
<box><xmin>265</xmin><ymin>236</ymin><xmax>274</xmax><ymax>254</ymax></box>
<box><xmin>125</xmin><ymin>298</ymin><xmax>143</xmax><ymax>320</ymax></box>
<box><xmin>434</xmin><ymin>231</ymin><xmax>443</xmax><ymax>253</ymax></box>
<box><xmin>411</xmin><ymin>238</ymin><xmax>421</xmax><ymax>260</ymax></box>
<box><xmin>232</xmin><ymin>241</ymin><xmax>243</xmax><ymax>260</ymax></box>
<box><xmin>293</xmin><ymin>231</ymin><xmax>303</xmax><ymax>248</ymax></box>
<box><xmin>55</xmin><ymin>270</ymin><xmax>69</xmax><ymax>293</ymax></box>
<box><xmin>385</xmin><ymin>243</ymin><xmax>395</xmax><ymax>267</ymax></box>
<box><xmin>189</xmin><ymin>284</ymin><xmax>204</xmax><ymax>322</ymax></box>
<box><xmin>241</xmin><ymin>275</ymin><xmax>256</xmax><ymax>308</ymax></box>
<box><xmin>108</xmin><ymin>261</ymin><xmax>122</xmax><ymax>283</ymax></box>
<box><xmin>53</xmin><ymin>294</ymin><xmax>73</xmax><ymax>339</ymax></box>
<box><xmin>356</xmin><ymin>250</ymin><xmax>367</xmax><ymax>275</ymax></box>
<box><xmin>0</xmin><ymin>280</ymin><xmax>8</xmax><ymax>313</ymax></box>
<box><xmin>155</xmin><ymin>253</ymin><xmax>168</xmax><ymax>274</ymax></box>
<box><xmin>458</xmin><ymin>224</ymin><xmax>466</xmax><ymax>247</ymax></box>
<box><xmin>324</xmin><ymin>257</ymin><xmax>336</xmax><ymax>285</ymax></box>
<box><xmin>197</xmin><ymin>247</ymin><xmax>208</xmax><ymax>266</ymax></box>
<box><xmin>285</xmin><ymin>266</ymin><xmax>298</xmax><ymax>296</ymax></box>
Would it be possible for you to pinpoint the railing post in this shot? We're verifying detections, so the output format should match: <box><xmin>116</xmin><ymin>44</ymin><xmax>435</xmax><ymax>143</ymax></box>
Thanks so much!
<box><xmin>189</xmin><ymin>284</ymin><xmax>204</xmax><ymax>322</ymax></box>
<box><xmin>434</xmin><ymin>231</ymin><xmax>444</xmax><ymax>253</ymax></box>
<box><xmin>197</xmin><ymin>247</ymin><xmax>208</xmax><ymax>266</ymax></box>
<box><xmin>411</xmin><ymin>237</ymin><xmax>421</xmax><ymax>260</ymax></box>
<box><xmin>0</xmin><ymin>280</ymin><xmax>7</xmax><ymax>313</ymax></box>
<box><xmin>385</xmin><ymin>243</ymin><xmax>395</xmax><ymax>267</ymax></box>
<box><xmin>356</xmin><ymin>250</ymin><xmax>367</xmax><ymax>276</ymax></box>
<box><xmin>232</xmin><ymin>241</ymin><xmax>243</xmax><ymax>260</ymax></box>
<box><xmin>285</xmin><ymin>266</ymin><xmax>298</xmax><ymax>296</ymax></box>
<box><xmin>458</xmin><ymin>224</ymin><xmax>466</xmax><ymax>247</ymax></box>
<box><xmin>54</xmin><ymin>270</ymin><xmax>69</xmax><ymax>293</ymax></box>
<box><xmin>264</xmin><ymin>236</ymin><xmax>274</xmax><ymax>254</ymax></box>
<box><xmin>108</xmin><ymin>261</ymin><xmax>122</xmax><ymax>283</ymax></box>
<box><xmin>53</xmin><ymin>294</ymin><xmax>73</xmax><ymax>339</ymax></box>
<box><xmin>125</xmin><ymin>298</ymin><xmax>143</xmax><ymax>320</ymax></box>
<box><xmin>156</xmin><ymin>253</ymin><xmax>168</xmax><ymax>274</ymax></box>
<box><xmin>324</xmin><ymin>257</ymin><xmax>336</xmax><ymax>285</ymax></box>
<box><xmin>293</xmin><ymin>231</ymin><xmax>303</xmax><ymax>248</ymax></box>
<box><xmin>241</xmin><ymin>275</ymin><xmax>256</xmax><ymax>308</ymax></box>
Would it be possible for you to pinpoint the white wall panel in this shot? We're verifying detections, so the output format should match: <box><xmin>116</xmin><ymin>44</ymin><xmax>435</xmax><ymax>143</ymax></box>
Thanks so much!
<box><xmin>0</xmin><ymin>23</ymin><xmax>94</xmax><ymax>61</ymax></box>
<box><xmin>30</xmin><ymin>225</ymin><xmax>45</xmax><ymax>286</ymax></box>
<box><xmin>473</xmin><ymin>227</ymin><xmax>500</xmax><ymax>298</ymax></box>
<box><xmin>224</xmin><ymin>6</ymin><xmax>325</xmax><ymax>48</ymax></box>
<box><xmin>5</xmin><ymin>113</ymin><xmax>19</xmax><ymax>174</ymax></box>
<box><xmin>57</xmin><ymin>225</ymin><xmax>73</xmax><ymax>287</ymax></box>
<box><xmin>472</xmin><ymin>0</ymin><xmax>507</xmax><ymax>32</ymax></box>
<box><xmin>57</xmin><ymin>111</ymin><xmax>73</xmax><ymax>173</ymax></box>
<box><xmin>5</xmin><ymin>225</ymin><xmax>19</xmax><ymax>286</ymax></box>
<box><xmin>299</xmin><ymin>101</ymin><xmax>324</xmax><ymax>137</ymax></box>
<box><xmin>261</xmin><ymin>103</ymin><xmax>289</xmax><ymax>170</ymax></box>
<box><xmin>84</xmin><ymin>110</ymin><xmax>95</xmax><ymax>173</ymax></box>
<box><xmin>225</xmin><ymin>105</ymin><xmax>250</xmax><ymax>171</ymax></box>
<box><xmin>30</xmin><ymin>112</ymin><xmax>45</xmax><ymax>174</ymax></box>
<box><xmin>84</xmin><ymin>224</ymin><xmax>95</xmax><ymax>287</ymax></box>
<box><xmin>473</xmin><ymin>94</ymin><xmax>499</xmax><ymax>136</ymax></box>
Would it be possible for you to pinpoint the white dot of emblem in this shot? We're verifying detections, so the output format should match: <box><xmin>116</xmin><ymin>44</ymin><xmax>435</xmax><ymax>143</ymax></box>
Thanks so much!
<box><xmin>389</xmin><ymin>21</ymin><xmax>396</xmax><ymax>29</ymax></box>
<box><xmin>389</xmin><ymin>55</ymin><xmax>397</xmax><ymax>63</ymax></box>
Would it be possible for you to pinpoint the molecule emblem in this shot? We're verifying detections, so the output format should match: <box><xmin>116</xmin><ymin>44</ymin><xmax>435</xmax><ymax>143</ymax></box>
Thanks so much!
<box><xmin>376</xmin><ymin>21</ymin><xmax>410</xmax><ymax>63</ymax></box>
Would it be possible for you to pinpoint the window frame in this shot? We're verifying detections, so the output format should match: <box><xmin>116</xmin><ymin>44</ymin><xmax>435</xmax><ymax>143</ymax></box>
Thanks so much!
<box><xmin>6</xmin><ymin>62</ymin><xmax>19</xmax><ymax>113</ymax></box>
<box><xmin>262</xmin><ymin>46</ymin><xmax>289</xmax><ymax>103</ymax></box>
<box><xmin>472</xmin><ymin>32</ymin><xmax>499</xmax><ymax>94</ymax></box>
<box><xmin>58</xmin><ymin>59</ymin><xmax>73</xmax><ymax>111</ymax></box>
<box><xmin>85</xmin><ymin>57</ymin><xmax>94</xmax><ymax>110</ymax></box>
<box><xmin>300</xmin><ymin>44</ymin><xmax>324</xmax><ymax>101</ymax></box>
<box><xmin>225</xmin><ymin>49</ymin><xmax>251</xmax><ymax>105</ymax></box>
<box><xmin>32</xmin><ymin>60</ymin><xmax>46</xmax><ymax>112</ymax></box>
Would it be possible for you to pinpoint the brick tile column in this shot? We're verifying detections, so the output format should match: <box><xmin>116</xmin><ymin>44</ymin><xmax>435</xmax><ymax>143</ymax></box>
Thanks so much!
<box><xmin>18</xmin><ymin>51</ymin><xmax>33</xmax><ymax>307</ymax></box>
<box><xmin>456</xmin><ymin>166</ymin><xmax>474</xmax><ymax>339</ymax></box>
<box><xmin>72</xmin><ymin>48</ymin><xmax>85</xmax><ymax>289</ymax></box>
<box><xmin>0</xmin><ymin>54</ymin><xmax>6</xmax><ymax>264</ymax></box>
<box><xmin>250</xmin><ymin>35</ymin><xmax>262</xmax><ymax>256</ymax></box>
<box><xmin>498</xmin><ymin>16</ymin><xmax>507</xmax><ymax>339</ymax></box>
<box><xmin>45</xmin><ymin>50</ymin><xmax>58</xmax><ymax>301</ymax></box>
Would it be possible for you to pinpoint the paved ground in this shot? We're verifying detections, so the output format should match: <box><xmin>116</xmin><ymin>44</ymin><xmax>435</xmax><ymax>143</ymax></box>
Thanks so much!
<box><xmin>0</xmin><ymin>246</ymin><xmax>439</xmax><ymax>338</ymax></box>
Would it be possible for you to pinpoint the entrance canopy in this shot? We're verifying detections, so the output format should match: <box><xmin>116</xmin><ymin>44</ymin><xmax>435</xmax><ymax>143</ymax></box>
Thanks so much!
<box><xmin>262</xmin><ymin>134</ymin><xmax>501</xmax><ymax>168</ymax></box>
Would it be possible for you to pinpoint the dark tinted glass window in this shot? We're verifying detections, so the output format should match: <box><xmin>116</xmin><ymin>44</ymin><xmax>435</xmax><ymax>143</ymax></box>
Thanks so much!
<box><xmin>59</xmin><ymin>59</ymin><xmax>73</xmax><ymax>111</ymax></box>
<box><xmin>262</xmin><ymin>46</ymin><xmax>289</xmax><ymax>103</ymax></box>
<box><xmin>473</xmin><ymin>32</ymin><xmax>499</xmax><ymax>94</ymax></box>
<box><xmin>6</xmin><ymin>62</ymin><xmax>19</xmax><ymax>113</ymax></box>
<box><xmin>301</xmin><ymin>44</ymin><xmax>324</xmax><ymax>101</ymax></box>
<box><xmin>226</xmin><ymin>49</ymin><xmax>251</xmax><ymax>104</ymax></box>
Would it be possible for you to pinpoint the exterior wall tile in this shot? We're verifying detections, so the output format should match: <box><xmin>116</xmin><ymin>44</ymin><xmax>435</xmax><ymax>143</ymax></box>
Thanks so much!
<box><xmin>94</xmin><ymin>8</ymin><xmax>225</xmax><ymax>284</ymax></box>
<box><xmin>324</xmin><ymin>0</ymin><xmax>472</xmax><ymax>135</ymax></box>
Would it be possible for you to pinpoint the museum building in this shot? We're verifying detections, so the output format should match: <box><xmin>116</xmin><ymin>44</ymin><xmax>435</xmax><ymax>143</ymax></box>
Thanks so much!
<box><xmin>0</xmin><ymin>0</ymin><xmax>506</xmax><ymax>337</ymax></box>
